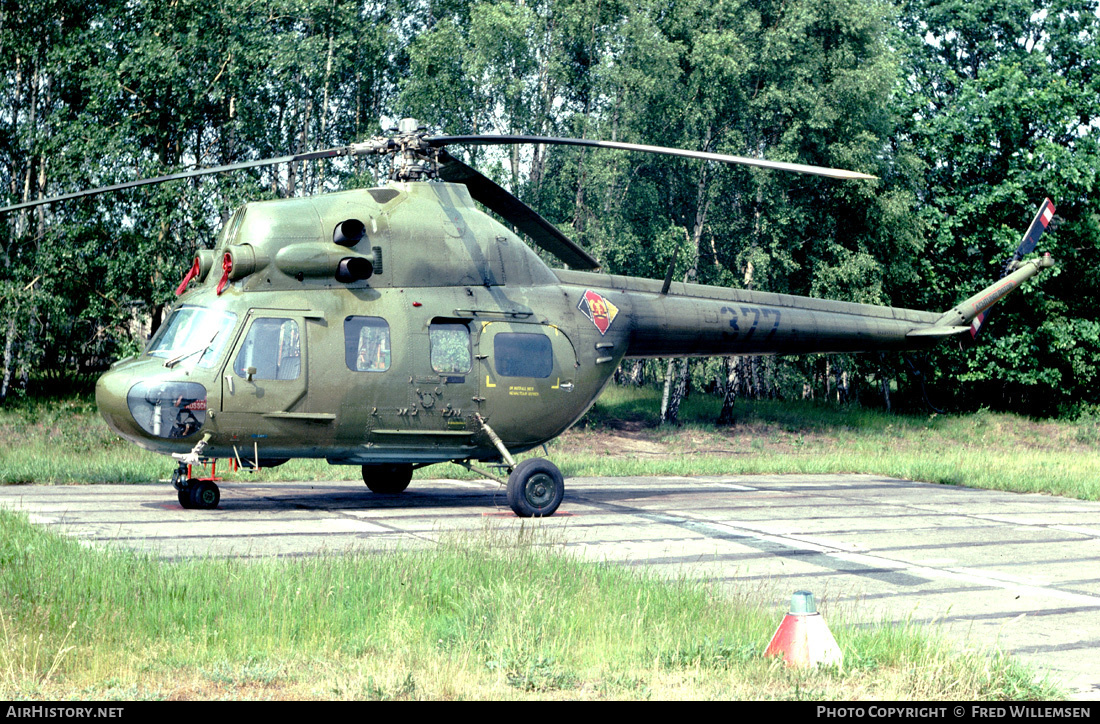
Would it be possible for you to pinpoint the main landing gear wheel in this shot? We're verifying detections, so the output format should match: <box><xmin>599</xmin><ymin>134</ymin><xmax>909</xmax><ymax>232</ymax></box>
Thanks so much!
<box><xmin>506</xmin><ymin>458</ymin><xmax>564</xmax><ymax>518</ymax></box>
<box><xmin>362</xmin><ymin>463</ymin><xmax>414</xmax><ymax>494</ymax></box>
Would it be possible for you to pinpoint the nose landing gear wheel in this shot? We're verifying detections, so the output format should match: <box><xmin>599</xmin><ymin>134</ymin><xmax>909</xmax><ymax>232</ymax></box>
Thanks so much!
<box><xmin>189</xmin><ymin>480</ymin><xmax>220</xmax><ymax>509</ymax></box>
<box><xmin>506</xmin><ymin>458</ymin><xmax>564</xmax><ymax>517</ymax></box>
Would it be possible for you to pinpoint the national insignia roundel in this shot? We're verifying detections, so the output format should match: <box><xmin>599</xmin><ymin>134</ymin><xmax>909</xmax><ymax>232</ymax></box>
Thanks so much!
<box><xmin>577</xmin><ymin>289</ymin><xmax>619</xmax><ymax>335</ymax></box>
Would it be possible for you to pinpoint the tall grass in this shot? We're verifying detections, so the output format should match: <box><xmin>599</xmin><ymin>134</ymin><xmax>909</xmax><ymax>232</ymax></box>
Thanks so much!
<box><xmin>0</xmin><ymin>510</ymin><xmax>1058</xmax><ymax>700</ymax></box>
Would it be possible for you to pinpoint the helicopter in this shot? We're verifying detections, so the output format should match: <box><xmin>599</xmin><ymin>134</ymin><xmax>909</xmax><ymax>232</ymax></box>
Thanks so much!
<box><xmin>0</xmin><ymin>118</ymin><xmax>1057</xmax><ymax>517</ymax></box>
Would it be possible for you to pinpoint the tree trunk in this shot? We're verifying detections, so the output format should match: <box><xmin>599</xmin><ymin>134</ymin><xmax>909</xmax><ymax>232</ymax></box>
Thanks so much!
<box><xmin>717</xmin><ymin>356</ymin><xmax>738</xmax><ymax>425</ymax></box>
<box><xmin>661</xmin><ymin>151</ymin><xmax>712</xmax><ymax>424</ymax></box>
<box><xmin>879</xmin><ymin>355</ymin><xmax>892</xmax><ymax>412</ymax></box>
<box><xmin>571</xmin><ymin>148</ymin><xmax>587</xmax><ymax>235</ymax></box>
<box><xmin>150</xmin><ymin>303</ymin><xmax>164</xmax><ymax>339</ymax></box>
<box><xmin>661</xmin><ymin>358</ymin><xmax>690</xmax><ymax>426</ymax></box>
<box><xmin>319</xmin><ymin>22</ymin><xmax>335</xmax><ymax>191</ymax></box>
<box><xmin>1</xmin><ymin>316</ymin><xmax>15</xmax><ymax>400</ymax></box>
<box><xmin>660</xmin><ymin>358</ymin><xmax>675</xmax><ymax>423</ymax></box>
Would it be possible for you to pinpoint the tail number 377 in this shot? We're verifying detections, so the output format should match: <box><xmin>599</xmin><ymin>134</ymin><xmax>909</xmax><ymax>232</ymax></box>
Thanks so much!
<box><xmin>719</xmin><ymin>305</ymin><xmax>781</xmax><ymax>341</ymax></box>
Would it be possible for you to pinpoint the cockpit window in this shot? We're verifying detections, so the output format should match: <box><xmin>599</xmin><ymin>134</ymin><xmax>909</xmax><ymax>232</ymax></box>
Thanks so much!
<box><xmin>127</xmin><ymin>381</ymin><xmax>208</xmax><ymax>439</ymax></box>
<box><xmin>148</xmin><ymin>307</ymin><xmax>237</xmax><ymax>368</ymax></box>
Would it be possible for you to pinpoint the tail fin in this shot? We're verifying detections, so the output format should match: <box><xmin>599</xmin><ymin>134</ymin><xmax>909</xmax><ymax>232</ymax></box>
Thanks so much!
<box><xmin>969</xmin><ymin>198</ymin><xmax>1057</xmax><ymax>338</ymax></box>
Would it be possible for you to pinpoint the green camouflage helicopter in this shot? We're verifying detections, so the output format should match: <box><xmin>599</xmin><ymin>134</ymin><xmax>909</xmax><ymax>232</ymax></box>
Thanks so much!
<box><xmin>0</xmin><ymin>119</ymin><xmax>1056</xmax><ymax>516</ymax></box>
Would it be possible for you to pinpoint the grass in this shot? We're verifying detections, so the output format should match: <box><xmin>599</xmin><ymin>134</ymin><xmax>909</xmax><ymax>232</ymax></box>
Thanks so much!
<box><xmin>0</xmin><ymin>509</ymin><xmax>1059</xmax><ymax>700</ymax></box>
<box><xmin>3</xmin><ymin>388</ymin><xmax>1099</xmax><ymax>502</ymax></box>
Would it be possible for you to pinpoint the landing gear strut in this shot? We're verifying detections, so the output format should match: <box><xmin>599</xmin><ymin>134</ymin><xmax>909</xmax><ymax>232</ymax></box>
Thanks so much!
<box><xmin>473</xmin><ymin>414</ymin><xmax>566</xmax><ymax>517</ymax></box>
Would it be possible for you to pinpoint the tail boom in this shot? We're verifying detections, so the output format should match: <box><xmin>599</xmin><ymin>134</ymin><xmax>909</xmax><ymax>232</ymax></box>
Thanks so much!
<box><xmin>555</xmin><ymin>270</ymin><xmax>947</xmax><ymax>359</ymax></box>
<box><xmin>556</xmin><ymin>250</ymin><xmax>1055</xmax><ymax>361</ymax></box>
<box><xmin>933</xmin><ymin>254</ymin><xmax>1055</xmax><ymax>334</ymax></box>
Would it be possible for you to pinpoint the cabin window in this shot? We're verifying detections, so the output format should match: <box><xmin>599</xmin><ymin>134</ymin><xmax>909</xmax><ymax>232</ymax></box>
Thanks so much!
<box><xmin>345</xmin><ymin>316</ymin><xmax>391</xmax><ymax>372</ymax></box>
<box><xmin>494</xmin><ymin>332</ymin><xmax>553</xmax><ymax>378</ymax></box>
<box><xmin>430</xmin><ymin>323</ymin><xmax>471</xmax><ymax>374</ymax></box>
<box><xmin>234</xmin><ymin>318</ymin><xmax>301</xmax><ymax>380</ymax></box>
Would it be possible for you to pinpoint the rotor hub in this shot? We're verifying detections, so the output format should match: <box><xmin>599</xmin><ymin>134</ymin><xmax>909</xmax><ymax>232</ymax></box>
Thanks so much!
<box><xmin>358</xmin><ymin>118</ymin><xmax>442</xmax><ymax>182</ymax></box>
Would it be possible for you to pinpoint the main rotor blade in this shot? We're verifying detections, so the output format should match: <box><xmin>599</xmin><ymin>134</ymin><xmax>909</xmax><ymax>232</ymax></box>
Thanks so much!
<box><xmin>0</xmin><ymin>147</ymin><xmax>362</xmax><ymax>215</ymax></box>
<box><xmin>436</xmin><ymin>150</ymin><xmax>600</xmax><ymax>270</ymax></box>
<box><xmin>428</xmin><ymin>135</ymin><xmax>877</xmax><ymax>180</ymax></box>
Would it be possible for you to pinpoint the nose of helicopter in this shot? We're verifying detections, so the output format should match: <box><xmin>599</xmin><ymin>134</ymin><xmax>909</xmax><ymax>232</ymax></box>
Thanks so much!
<box><xmin>97</xmin><ymin>360</ymin><xmax>211</xmax><ymax>449</ymax></box>
<box><xmin>95</xmin><ymin>365</ymin><xmax>144</xmax><ymax>443</ymax></box>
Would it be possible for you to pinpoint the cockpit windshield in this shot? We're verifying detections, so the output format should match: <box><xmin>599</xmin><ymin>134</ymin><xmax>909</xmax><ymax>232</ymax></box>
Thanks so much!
<box><xmin>147</xmin><ymin>306</ymin><xmax>237</xmax><ymax>368</ymax></box>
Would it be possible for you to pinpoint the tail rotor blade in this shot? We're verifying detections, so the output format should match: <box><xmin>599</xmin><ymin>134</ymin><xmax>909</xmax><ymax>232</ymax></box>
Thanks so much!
<box><xmin>1004</xmin><ymin>197</ymin><xmax>1056</xmax><ymax>276</ymax></box>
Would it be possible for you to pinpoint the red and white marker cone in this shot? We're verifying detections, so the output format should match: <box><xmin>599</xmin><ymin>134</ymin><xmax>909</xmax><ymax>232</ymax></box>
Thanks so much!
<box><xmin>764</xmin><ymin>591</ymin><xmax>843</xmax><ymax>669</ymax></box>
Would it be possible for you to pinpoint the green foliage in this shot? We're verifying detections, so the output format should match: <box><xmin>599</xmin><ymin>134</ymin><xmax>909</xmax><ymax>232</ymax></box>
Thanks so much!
<box><xmin>898</xmin><ymin>0</ymin><xmax>1100</xmax><ymax>412</ymax></box>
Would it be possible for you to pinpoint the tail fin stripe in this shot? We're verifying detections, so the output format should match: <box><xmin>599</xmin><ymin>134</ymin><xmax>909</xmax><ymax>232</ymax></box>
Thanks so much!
<box><xmin>1014</xmin><ymin>198</ymin><xmax>1056</xmax><ymax>265</ymax></box>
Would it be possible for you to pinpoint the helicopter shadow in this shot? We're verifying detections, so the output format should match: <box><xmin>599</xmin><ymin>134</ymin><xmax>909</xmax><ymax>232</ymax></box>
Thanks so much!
<box><xmin>142</xmin><ymin>476</ymin><xmax>876</xmax><ymax>516</ymax></box>
<box><xmin>149</xmin><ymin>485</ymin><xmax>511</xmax><ymax>515</ymax></box>
<box><xmin>230</xmin><ymin>482</ymin><xmax>709</xmax><ymax>512</ymax></box>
